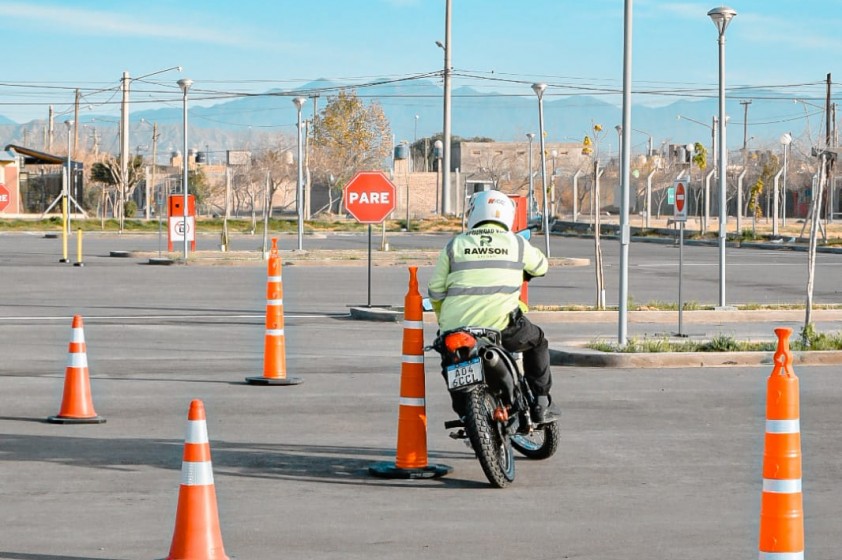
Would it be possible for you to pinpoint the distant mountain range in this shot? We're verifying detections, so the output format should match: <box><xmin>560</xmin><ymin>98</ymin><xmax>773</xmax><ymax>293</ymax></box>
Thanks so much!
<box><xmin>0</xmin><ymin>79</ymin><xmax>824</xmax><ymax>161</ymax></box>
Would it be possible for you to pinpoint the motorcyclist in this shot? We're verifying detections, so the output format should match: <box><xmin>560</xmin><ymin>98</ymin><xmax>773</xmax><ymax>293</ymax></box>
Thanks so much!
<box><xmin>428</xmin><ymin>190</ymin><xmax>560</xmax><ymax>423</ymax></box>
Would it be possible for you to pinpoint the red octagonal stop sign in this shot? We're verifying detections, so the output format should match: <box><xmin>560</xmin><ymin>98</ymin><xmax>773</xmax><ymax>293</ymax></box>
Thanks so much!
<box><xmin>675</xmin><ymin>181</ymin><xmax>686</xmax><ymax>213</ymax></box>
<box><xmin>0</xmin><ymin>183</ymin><xmax>10</xmax><ymax>212</ymax></box>
<box><xmin>344</xmin><ymin>171</ymin><xmax>397</xmax><ymax>224</ymax></box>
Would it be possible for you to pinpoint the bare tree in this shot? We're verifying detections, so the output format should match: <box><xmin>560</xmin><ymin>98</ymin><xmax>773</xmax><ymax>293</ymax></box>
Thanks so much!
<box><xmin>311</xmin><ymin>89</ymin><xmax>392</xmax><ymax>215</ymax></box>
<box><xmin>251</xmin><ymin>144</ymin><xmax>296</xmax><ymax>216</ymax></box>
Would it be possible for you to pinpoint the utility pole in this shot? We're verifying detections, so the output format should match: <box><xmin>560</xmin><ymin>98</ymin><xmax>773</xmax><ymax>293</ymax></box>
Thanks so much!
<box><xmin>740</xmin><ymin>99</ymin><xmax>751</xmax><ymax>164</ymax></box>
<box><xmin>119</xmin><ymin>71</ymin><xmax>130</xmax><ymax>232</ymax></box>
<box><xmin>304</xmin><ymin>119</ymin><xmax>312</xmax><ymax>220</ymax></box>
<box><xmin>48</xmin><ymin>105</ymin><xmax>54</xmax><ymax>152</ymax></box>
<box><xmin>310</xmin><ymin>93</ymin><xmax>319</xmax><ymax>144</ymax></box>
<box><xmin>73</xmin><ymin>89</ymin><xmax>81</xmax><ymax>155</ymax></box>
<box><xmin>147</xmin><ymin>122</ymin><xmax>159</xmax><ymax>221</ymax></box>
<box><xmin>90</xmin><ymin>127</ymin><xmax>100</xmax><ymax>158</ymax></box>
<box><xmin>826</xmin><ymin>73</ymin><xmax>835</xmax><ymax>224</ymax></box>
<box><xmin>441</xmin><ymin>0</ymin><xmax>452</xmax><ymax>214</ymax></box>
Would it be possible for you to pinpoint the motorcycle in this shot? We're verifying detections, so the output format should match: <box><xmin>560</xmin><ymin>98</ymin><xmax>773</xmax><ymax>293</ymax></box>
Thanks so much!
<box><xmin>428</xmin><ymin>326</ymin><xmax>559</xmax><ymax>488</ymax></box>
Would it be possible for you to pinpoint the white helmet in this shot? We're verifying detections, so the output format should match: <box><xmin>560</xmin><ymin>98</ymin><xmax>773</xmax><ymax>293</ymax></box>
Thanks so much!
<box><xmin>467</xmin><ymin>190</ymin><xmax>515</xmax><ymax>231</ymax></box>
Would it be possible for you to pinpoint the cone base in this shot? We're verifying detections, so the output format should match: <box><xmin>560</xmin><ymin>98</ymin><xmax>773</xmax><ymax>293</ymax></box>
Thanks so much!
<box><xmin>245</xmin><ymin>375</ymin><xmax>303</xmax><ymax>386</ymax></box>
<box><xmin>47</xmin><ymin>415</ymin><xmax>106</xmax><ymax>424</ymax></box>
<box><xmin>368</xmin><ymin>461</ymin><xmax>452</xmax><ymax>479</ymax></box>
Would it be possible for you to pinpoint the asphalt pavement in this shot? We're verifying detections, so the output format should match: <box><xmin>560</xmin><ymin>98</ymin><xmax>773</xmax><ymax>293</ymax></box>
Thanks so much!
<box><xmin>0</xmin><ymin>230</ymin><xmax>840</xmax><ymax>559</ymax></box>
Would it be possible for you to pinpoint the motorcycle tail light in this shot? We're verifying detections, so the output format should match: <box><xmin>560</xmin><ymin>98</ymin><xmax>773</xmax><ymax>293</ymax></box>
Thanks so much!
<box><xmin>444</xmin><ymin>331</ymin><xmax>477</xmax><ymax>353</ymax></box>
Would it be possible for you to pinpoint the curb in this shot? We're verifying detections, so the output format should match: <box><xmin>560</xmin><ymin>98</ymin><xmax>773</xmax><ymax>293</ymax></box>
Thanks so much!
<box><xmin>349</xmin><ymin>306</ymin><xmax>404</xmax><ymax>322</ymax></box>
<box><xmin>527</xmin><ymin>309</ymin><xmax>842</xmax><ymax>324</ymax></box>
<box><xmin>550</xmin><ymin>347</ymin><xmax>842</xmax><ymax>368</ymax></box>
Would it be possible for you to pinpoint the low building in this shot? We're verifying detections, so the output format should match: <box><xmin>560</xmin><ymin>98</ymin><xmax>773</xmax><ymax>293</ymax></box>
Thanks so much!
<box><xmin>3</xmin><ymin>145</ymin><xmax>84</xmax><ymax>216</ymax></box>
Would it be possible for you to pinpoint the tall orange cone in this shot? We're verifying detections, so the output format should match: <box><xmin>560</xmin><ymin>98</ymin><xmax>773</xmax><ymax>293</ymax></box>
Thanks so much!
<box><xmin>369</xmin><ymin>266</ymin><xmax>451</xmax><ymax>479</ymax></box>
<box><xmin>758</xmin><ymin>327</ymin><xmax>804</xmax><ymax>559</ymax></box>
<box><xmin>166</xmin><ymin>400</ymin><xmax>229</xmax><ymax>560</ymax></box>
<box><xmin>246</xmin><ymin>237</ymin><xmax>302</xmax><ymax>385</ymax></box>
<box><xmin>48</xmin><ymin>315</ymin><xmax>106</xmax><ymax>424</ymax></box>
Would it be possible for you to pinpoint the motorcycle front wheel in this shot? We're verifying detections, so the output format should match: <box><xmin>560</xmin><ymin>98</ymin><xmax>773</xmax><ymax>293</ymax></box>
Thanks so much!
<box><xmin>511</xmin><ymin>421</ymin><xmax>560</xmax><ymax>460</ymax></box>
<box><xmin>464</xmin><ymin>386</ymin><xmax>515</xmax><ymax>488</ymax></box>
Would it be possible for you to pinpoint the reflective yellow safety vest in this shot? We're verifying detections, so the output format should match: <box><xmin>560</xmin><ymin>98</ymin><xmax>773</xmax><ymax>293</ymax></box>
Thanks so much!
<box><xmin>427</xmin><ymin>223</ymin><xmax>548</xmax><ymax>331</ymax></box>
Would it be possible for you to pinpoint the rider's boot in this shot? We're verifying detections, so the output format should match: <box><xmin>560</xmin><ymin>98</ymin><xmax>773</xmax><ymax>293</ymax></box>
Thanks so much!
<box><xmin>531</xmin><ymin>395</ymin><xmax>561</xmax><ymax>424</ymax></box>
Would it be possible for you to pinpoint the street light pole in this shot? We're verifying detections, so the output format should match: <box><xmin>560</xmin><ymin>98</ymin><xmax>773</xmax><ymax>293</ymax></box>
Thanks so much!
<box><xmin>177</xmin><ymin>78</ymin><xmax>193</xmax><ymax>260</ymax></box>
<box><xmin>120</xmin><ymin>71</ymin><xmax>130</xmax><ymax>233</ymax></box>
<box><xmin>618</xmin><ymin>0</ymin><xmax>633</xmax><ymax>345</ymax></box>
<box><xmin>708</xmin><ymin>5</ymin><xmax>736</xmax><ymax>309</ymax></box>
<box><xmin>439</xmin><ymin>0</ymin><xmax>452</xmax><ymax>215</ymax></box>
<box><xmin>64</xmin><ymin>120</ymin><xmax>74</xmax><ymax>246</ymax></box>
<box><xmin>526</xmin><ymin>133</ymin><xmax>535</xmax><ymax>220</ymax></box>
<box><xmin>434</xmin><ymin>139</ymin><xmax>443</xmax><ymax>214</ymax></box>
<box><xmin>413</xmin><ymin>114</ymin><xmax>419</xmax><ymax>173</ymax></box>
<box><xmin>293</xmin><ymin>97</ymin><xmax>307</xmax><ymax>251</ymax></box>
<box><xmin>532</xmin><ymin>82</ymin><xmax>550</xmax><ymax>257</ymax></box>
<box><xmin>781</xmin><ymin>132</ymin><xmax>792</xmax><ymax>228</ymax></box>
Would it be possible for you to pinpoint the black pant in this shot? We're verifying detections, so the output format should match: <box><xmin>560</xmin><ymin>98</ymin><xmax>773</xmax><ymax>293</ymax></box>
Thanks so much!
<box><xmin>500</xmin><ymin>309</ymin><xmax>552</xmax><ymax>397</ymax></box>
<box><xmin>440</xmin><ymin>310</ymin><xmax>553</xmax><ymax>416</ymax></box>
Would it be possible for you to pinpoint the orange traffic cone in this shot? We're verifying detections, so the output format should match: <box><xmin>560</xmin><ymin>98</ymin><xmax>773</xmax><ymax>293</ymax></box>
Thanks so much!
<box><xmin>47</xmin><ymin>315</ymin><xmax>106</xmax><ymax>424</ymax></box>
<box><xmin>758</xmin><ymin>327</ymin><xmax>804</xmax><ymax>559</ymax></box>
<box><xmin>246</xmin><ymin>238</ymin><xmax>302</xmax><ymax>386</ymax></box>
<box><xmin>166</xmin><ymin>400</ymin><xmax>229</xmax><ymax>560</ymax></box>
<box><xmin>369</xmin><ymin>266</ymin><xmax>451</xmax><ymax>479</ymax></box>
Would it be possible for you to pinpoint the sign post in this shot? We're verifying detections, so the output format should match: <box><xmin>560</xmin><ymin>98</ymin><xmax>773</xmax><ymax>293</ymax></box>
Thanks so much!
<box><xmin>673</xmin><ymin>180</ymin><xmax>688</xmax><ymax>336</ymax></box>
<box><xmin>167</xmin><ymin>194</ymin><xmax>196</xmax><ymax>253</ymax></box>
<box><xmin>344</xmin><ymin>171</ymin><xmax>397</xmax><ymax>307</ymax></box>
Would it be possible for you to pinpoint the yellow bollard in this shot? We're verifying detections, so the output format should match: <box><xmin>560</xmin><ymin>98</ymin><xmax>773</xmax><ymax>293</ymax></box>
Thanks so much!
<box><xmin>74</xmin><ymin>228</ymin><xmax>84</xmax><ymax>267</ymax></box>
<box><xmin>60</xmin><ymin>197</ymin><xmax>69</xmax><ymax>263</ymax></box>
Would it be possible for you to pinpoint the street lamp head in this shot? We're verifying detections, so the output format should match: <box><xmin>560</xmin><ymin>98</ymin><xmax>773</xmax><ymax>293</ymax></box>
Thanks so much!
<box><xmin>434</xmin><ymin>139</ymin><xmax>443</xmax><ymax>151</ymax></box>
<box><xmin>435</xmin><ymin>40</ymin><xmax>445</xmax><ymax>50</ymax></box>
<box><xmin>526</xmin><ymin>132</ymin><xmax>535</xmax><ymax>141</ymax></box>
<box><xmin>293</xmin><ymin>97</ymin><xmax>307</xmax><ymax>110</ymax></box>
<box><xmin>177</xmin><ymin>78</ymin><xmax>193</xmax><ymax>94</ymax></box>
<box><xmin>64</xmin><ymin>120</ymin><xmax>74</xmax><ymax>130</ymax></box>
<box><xmin>531</xmin><ymin>82</ymin><xmax>548</xmax><ymax>99</ymax></box>
<box><xmin>707</xmin><ymin>6</ymin><xmax>737</xmax><ymax>35</ymax></box>
<box><xmin>780</xmin><ymin>132</ymin><xmax>793</xmax><ymax>146</ymax></box>
<box><xmin>615</xmin><ymin>125</ymin><xmax>622</xmax><ymax>133</ymax></box>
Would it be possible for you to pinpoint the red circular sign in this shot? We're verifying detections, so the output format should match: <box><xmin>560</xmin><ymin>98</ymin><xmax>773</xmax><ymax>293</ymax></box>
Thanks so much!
<box><xmin>0</xmin><ymin>183</ymin><xmax>10</xmax><ymax>212</ymax></box>
<box><xmin>344</xmin><ymin>171</ymin><xmax>397</xmax><ymax>223</ymax></box>
<box><xmin>675</xmin><ymin>182</ymin><xmax>686</xmax><ymax>213</ymax></box>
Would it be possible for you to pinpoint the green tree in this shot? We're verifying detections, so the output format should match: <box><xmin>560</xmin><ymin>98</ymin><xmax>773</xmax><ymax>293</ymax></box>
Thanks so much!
<box><xmin>692</xmin><ymin>142</ymin><xmax>707</xmax><ymax>171</ymax></box>
<box><xmin>312</xmin><ymin>89</ymin><xmax>392</xmax><ymax>213</ymax></box>
<box><xmin>189</xmin><ymin>169</ymin><xmax>211</xmax><ymax>211</ymax></box>
<box><xmin>748</xmin><ymin>178</ymin><xmax>764</xmax><ymax>220</ymax></box>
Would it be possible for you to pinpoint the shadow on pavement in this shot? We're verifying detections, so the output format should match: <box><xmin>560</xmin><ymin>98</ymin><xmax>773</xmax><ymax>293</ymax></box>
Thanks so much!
<box><xmin>0</xmin><ymin>434</ymin><xmax>482</xmax><ymax>488</ymax></box>
<box><xmin>0</xmin><ymin>553</ymin><xmax>122</xmax><ymax>560</ymax></box>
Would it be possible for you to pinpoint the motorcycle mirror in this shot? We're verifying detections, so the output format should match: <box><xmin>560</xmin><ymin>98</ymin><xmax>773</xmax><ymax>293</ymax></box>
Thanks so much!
<box><xmin>422</xmin><ymin>298</ymin><xmax>434</xmax><ymax>312</ymax></box>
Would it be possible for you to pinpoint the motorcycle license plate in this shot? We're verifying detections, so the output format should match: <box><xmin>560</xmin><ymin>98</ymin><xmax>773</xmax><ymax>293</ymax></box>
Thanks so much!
<box><xmin>446</xmin><ymin>358</ymin><xmax>484</xmax><ymax>389</ymax></box>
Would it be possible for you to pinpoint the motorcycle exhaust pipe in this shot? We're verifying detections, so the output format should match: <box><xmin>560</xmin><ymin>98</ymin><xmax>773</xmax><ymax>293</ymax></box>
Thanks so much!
<box><xmin>481</xmin><ymin>347</ymin><xmax>516</xmax><ymax>405</ymax></box>
<box><xmin>482</xmin><ymin>348</ymin><xmax>500</xmax><ymax>368</ymax></box>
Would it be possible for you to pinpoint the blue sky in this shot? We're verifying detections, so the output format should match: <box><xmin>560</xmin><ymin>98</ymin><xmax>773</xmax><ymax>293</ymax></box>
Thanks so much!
<box><xmin>1</xmin><ymin>0</ymin><xmax>841</xmax><ymax>134</ymax></box>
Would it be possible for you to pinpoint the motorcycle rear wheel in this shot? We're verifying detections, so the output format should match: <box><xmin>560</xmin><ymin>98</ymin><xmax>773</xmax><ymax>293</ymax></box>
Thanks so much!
<box><xmin>511</xmin><ymin>421</ymin><xmax>560</xmax><ymax>460</ymax></box>
<box><xmin>464</xmin><ymin>386</ymin><xmax>515</xmax><ymax>488</ymax></box>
